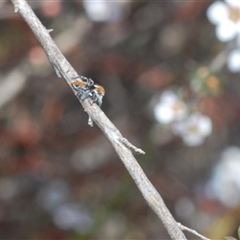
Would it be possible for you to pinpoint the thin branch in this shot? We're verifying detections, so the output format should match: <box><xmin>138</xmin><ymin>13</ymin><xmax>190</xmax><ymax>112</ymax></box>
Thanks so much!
<box><xmin>0</xmin><ymin>65</ymin><xmax>27</xmax><ymax>109</ymax></box>
<box><xmin>10</xmin><ymin>0</ymin><xmax>187</xmax><ymax>239</ymax></box>
<box><xmin>178</xmin><ymin>223</ymin><xmax>211</xmax><ymax>240</ymax></box>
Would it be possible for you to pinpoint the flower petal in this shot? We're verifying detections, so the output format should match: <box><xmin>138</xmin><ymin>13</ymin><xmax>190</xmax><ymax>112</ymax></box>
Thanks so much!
<box><xmin>207</xmin><ymin>1</ymin><xmax>228</xmax><ymax>25</ymax></box>
<box><xmin>153</xmin><ymin>90</ymin><xmax>187</xmax><ymax>124</ymax></box>
<box><xmin>225</xmin><ymin>0</ymin><xmax>240</xmax><ymax>8</ymax></box>
<box><xmin>83</xmin><ymin>0</ymin><xmax>128</xmax><ymax>22</ymax></box>
<box><xmin>237</xmin><ymin>33</ymin><xmax>240</xmax><ymax>46</ymax></box>
<box><xmin>216</xmin><ymin>20</ymin><xmax>238</xmax><ymax>41</ymax></box>
<box><xmin>154</xmin><ymin>104</ymin><xmax>174</xmax><ymax>124</ymax></box>
<box><xmin>227</xmin><ymin>49</ymin><xmax>240</xmax><ymax>72</ymax></box>
<box><xmin>160</xmin><ymin>90</ymin><xmax>178</xmax><ymax>104</ymax></box>
<box><xmin>172</xmin><ymin>113</ymin><xmax>212</xmax><ymax>146</ymax></box>
<box><xmin>198</xmin><ymin>115</ymin><xmax>212</xmax><ymax>136</ymax></box>
<box><xmin>182</xmin><ymin>133</ymin><xmax>204</xmax><ymax>146</ymax></box>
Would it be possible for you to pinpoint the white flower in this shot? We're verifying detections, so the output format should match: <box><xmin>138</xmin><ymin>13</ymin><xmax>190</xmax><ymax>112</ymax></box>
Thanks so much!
<box><xmin>227</xmin><ymin>49</ymin><xmax>240</xmax><ymax>72</ymax></box>
<box><xmin>207</xmin><ymin>0</ymin><xmax>240</xmax><ymax>42</ymax></box>
<box><xmin>172</xmin><ymin>113</ymin><xmax>212</xmax><ymax>146</ymax></box>
<box><xmin>153</xmin><ymin>90</ymin><xmax>187</xmax><ymax>124</ymax></box>
<box><xmin>206</xmin><ymin>147</ymin><xmax>240</xmax><ymax>207</ymax></box>
<box><xmin>83</xmin><ymin>0</ymin><xmax>129</xmax><ymax>22</ymax></box>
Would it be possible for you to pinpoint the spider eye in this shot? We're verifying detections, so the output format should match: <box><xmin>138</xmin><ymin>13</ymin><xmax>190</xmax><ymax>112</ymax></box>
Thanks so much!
<box><xmin>72</xmin><ymin>83</ymin><xmax>80</xmax><ymax>90</ymax></box>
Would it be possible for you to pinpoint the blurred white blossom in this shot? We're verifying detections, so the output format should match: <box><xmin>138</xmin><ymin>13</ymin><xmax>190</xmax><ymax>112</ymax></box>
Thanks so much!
<box><xmin>83</xmin><ymin>0</ymin><xmax>130</xmax><ymax>22</ymax></box>
<box><xmin>206</xmin><ymin>146</ymin><xmax>240</xmax><ymax>207</ymax></box>
<box><xmin>36</xmin><ymin>179</ymin><xmax>69</xmax><ymax>211</ymax></box>
<box><xmin>207</xmin><ymin>0</ymin><xmax>240</xmax><ymax>43</ymax></box>
<box><xmin>172</xmin><ymin>113</ymin><xmax>212</xmax><ymax>146</ymax></box>
<box><xmin>153</xmin><ymin>90</ymin><xmax>187</xmax><ymax>124</ymax></box>
<box><xmin>53</xmin><ymin>203</ymin><xmax>93</xmax><ymax>233</ymax></box>
<box><xmin>227</xmin><ymin>49</ymin><xmax>240</xmax><ymax>72</ymax></box>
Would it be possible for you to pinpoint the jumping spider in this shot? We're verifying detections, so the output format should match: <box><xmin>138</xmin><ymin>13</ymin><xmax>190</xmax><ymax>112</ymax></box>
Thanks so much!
<box><xmin>71</xmin><ymin>76</ymin><xmax>105</xmax><ymax>107</ymax></box>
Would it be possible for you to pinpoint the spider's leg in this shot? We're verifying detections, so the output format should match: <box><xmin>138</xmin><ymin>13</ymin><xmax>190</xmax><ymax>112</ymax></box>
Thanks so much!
<box><xmin>80</xmin><ymin>76</ymin><xmax>89</xmax><ymax>82</ymax></box>
<box><xmin>72</xmin><ymin>75</ymin><xmax>89</xmax><ymax>82</ymax></box>
<box><xmin>75</xmin><ymin>89</ymin><xmax>84</xmax><ymax>99</ymax></box>
<box><xmin>95</xmin><ymin>96</ymin><xmax>103</xmax><ymax>107</ymax></box>
<box><xmin>87</xmin><ymin>78</ymin><xmax>94</xmax><ymax>87</ymax></box>
<box><xmin>79</xmin><ymin>89</ymin><xmax>91</xmax><ymax>101</ymax></box>
<box><xmin>91</xmin><ymin>92</ymin><xmax>103</xmax><ymax>107</ymax></box>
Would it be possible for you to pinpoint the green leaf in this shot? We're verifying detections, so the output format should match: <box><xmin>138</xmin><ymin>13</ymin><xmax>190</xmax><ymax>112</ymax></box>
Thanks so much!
<box><xmin>224</xmin><ymin>237</ymin><xmax>238</xmax><ymax>240</ymax></box>
<box><xmin>238</xmin><ymin>225</ymin><xmax>240</xmax><ymax>240</ymax></box>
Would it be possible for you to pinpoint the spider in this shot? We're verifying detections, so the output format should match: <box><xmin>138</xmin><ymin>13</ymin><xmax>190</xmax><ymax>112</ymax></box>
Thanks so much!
<box><xmin>71</xmin><ymin>76</ymin><xmax>105</xmax><ymax>107</ymax></box>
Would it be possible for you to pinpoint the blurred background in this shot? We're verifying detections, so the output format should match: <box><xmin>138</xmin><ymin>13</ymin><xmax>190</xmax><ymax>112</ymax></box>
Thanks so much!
<box><xmin>0</xmin><ymin>0</ymin><xmax>240</xmax><ymax>239</ymax></box>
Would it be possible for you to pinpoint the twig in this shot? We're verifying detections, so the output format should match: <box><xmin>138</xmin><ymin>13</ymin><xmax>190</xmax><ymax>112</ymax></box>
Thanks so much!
<box><xmin>0</xmin><ymin>66</ymin><xmax>27</xmax><ymax>109</ymax></box>
<box><xmin>10</xmin><ymin>0</ymin><xmax>187</xmax><ymax>239</ymax></box>
<box><xmin>210</xmin><ymin>41</ymin><xmax>236</xmax><ymax>72</ymax></box>
<box><xmin>178</xmin><ymin>223</ymin><xmax>210</xmax><ymax>240</ymax></box>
